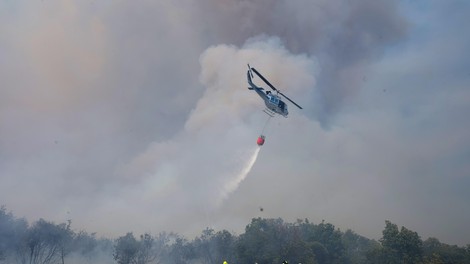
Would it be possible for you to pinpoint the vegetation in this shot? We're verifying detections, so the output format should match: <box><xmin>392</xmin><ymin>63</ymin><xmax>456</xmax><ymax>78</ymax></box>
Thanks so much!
<box><xmin>1</xmin><ymin>206</ymin><xmax>469</xmax><ymax>263</ymax></box>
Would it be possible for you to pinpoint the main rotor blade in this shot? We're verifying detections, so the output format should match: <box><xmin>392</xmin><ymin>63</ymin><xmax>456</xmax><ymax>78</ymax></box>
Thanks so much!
<box><xmin>279</xmin><ymin>91</ymin><xmax>303</xmax><ymax>109</ymax></box>
<box><xmin>250</xmin><ymin>67</ymin><xmax>279</xmax><ymax>92</ymax></box>
<box><xmin>251</xmin><ymin>67</ymin><xmax>303</xmax><ymax>109</ymax></box>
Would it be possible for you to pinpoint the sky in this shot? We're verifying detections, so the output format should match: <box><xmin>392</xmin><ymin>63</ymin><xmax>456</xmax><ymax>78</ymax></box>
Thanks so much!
<box><xmin>1</xmin><ymin>0</ymin><xmax>469</xmax><ymax>245</ymax></box>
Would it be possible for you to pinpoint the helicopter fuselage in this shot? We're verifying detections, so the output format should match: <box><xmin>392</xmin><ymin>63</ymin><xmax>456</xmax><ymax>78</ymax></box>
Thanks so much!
<box><xmin>247</xmin><ymin>71</ymin><xmax>289</xmax><ymax>117</ymax></box>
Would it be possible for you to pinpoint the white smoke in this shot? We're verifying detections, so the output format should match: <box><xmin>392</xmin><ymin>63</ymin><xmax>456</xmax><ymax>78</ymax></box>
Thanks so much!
<box><xmin>91</xmin><ymin>36</ymin><xmax>318</xmax><ymax>235</ymax></box>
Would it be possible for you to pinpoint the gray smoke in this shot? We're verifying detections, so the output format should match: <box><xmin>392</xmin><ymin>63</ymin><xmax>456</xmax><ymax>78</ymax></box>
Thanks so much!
<box><xmin>0</xmin><ymin>0</ymin><xmax>407</xmax><ymax>235</ymax></box>
<box><xmin>95</xmin><ymin>38</ymin><xmax>317</xmax><ymax>235</ymax></box>
<box><xmin>4</xmin><ymin>0</ymin><xmax>470</xmax><ymax>246</ymax></box>
<box><xmin>189</xmin><ymin>0</ymin><xmax>408</xmax><ymax>123</ymax></box>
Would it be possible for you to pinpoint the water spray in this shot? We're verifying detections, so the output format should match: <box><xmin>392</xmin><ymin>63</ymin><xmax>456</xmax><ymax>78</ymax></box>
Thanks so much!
<box><xmin>218</xmin><ymin>147</ymin><xmax>261</xmax><ymax>206</ymax></box>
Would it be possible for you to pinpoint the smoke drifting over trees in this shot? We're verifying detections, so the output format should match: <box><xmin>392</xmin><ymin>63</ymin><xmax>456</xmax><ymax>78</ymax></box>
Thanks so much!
<box><xmin>1</xmin><ymin>207</ymin><xmax>469</xmax><ymax>264</ymax></box>
<box><xmin>1</xmin><ymin>0</ymin><xmax>470</xmax><ymax>247</ymax></box>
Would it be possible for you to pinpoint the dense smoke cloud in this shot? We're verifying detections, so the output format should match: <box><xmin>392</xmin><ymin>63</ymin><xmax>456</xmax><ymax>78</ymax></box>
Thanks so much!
<box><xmin>87</xmin><ymin>38</ymin><xmax>317</xmax><ymax>234</ymax></box>
<box><xmin>1</xmin><ymin>0</ymin><xmax>469</xmax><ymax>245</ymax></box>
<box><xmin>190</xmin><ymin>0</ymin><xmax>407</xmax><ymax>122</ymax></box>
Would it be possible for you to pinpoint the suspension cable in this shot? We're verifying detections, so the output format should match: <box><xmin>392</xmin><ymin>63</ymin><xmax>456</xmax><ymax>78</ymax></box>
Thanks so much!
<box><xmin>261</xmin><ymin>115</ymin><xmax>273</xmax><ymax>135</ymax></box>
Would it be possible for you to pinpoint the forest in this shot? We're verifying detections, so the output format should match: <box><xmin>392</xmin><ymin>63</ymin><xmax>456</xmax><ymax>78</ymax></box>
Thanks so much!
<box><xmin>1</xmin><ymin>206</ymin><xmax>469</xmax><ymax>264</ymax></box>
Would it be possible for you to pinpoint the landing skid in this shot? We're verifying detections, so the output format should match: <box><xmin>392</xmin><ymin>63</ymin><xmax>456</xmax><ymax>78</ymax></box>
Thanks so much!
<box><xmin>263</xmin><ymin>108</ymin><xmax>275</xmax><ymax>117</ymax></box>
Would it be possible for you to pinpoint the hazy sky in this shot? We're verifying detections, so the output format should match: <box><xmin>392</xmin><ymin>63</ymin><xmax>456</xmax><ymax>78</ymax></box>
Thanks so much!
<box><xmin>1</xmin><ymin>0</ymin><xmax>469</xmax><ymax>245</ymax></box>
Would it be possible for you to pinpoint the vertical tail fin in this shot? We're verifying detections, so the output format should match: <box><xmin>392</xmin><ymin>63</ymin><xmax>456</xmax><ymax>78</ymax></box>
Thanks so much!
<box><xmin>247</xmin><ymin>64</ymin><xmax>254</xmax><ymax>78</ymax></box>
<box><xmin>247</xmin><ymin>63</ymin><xmax>255</xmax><ymax>89</ymax></box>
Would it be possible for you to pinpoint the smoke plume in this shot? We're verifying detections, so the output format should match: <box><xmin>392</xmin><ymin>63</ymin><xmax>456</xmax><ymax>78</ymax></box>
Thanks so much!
<box><xmin>93</xmin><ymin>37</ymin><xmax>318</xmax><ymax>235</ymax></box>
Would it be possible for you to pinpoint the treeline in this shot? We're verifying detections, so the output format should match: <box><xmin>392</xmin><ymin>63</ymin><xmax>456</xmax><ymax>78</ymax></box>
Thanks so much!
<box><xmin>0</xmin><ymin>206</ymin><xmax>113</xmax><ymax>263</ymax></box>
<box><xmin>1</xmin><ymin>206</ymin><xmax>469</xmax><ymax>264</ymax></box>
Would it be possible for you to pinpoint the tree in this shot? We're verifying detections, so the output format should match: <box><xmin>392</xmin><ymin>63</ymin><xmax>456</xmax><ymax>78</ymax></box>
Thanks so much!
<box><xmin>193</xmin><ymin>228</ymin><xmax>216</xmax><ymax>264</ymax></box>
<box><xmin>72</xmin><ymin>231</ymin><xmax>98</xmax><ymax>261</ymax></box>
<box><xmin>236</xmin><ymin>218</ymin><xmax>290</xmax><ymax>264</ymax></box>
<box><xmin>114</xmin><ymin>233</ymin><xmax>139</xmax><ymax>264</ymax></box>
<box><xmin>168</xmin><ymin>235</ymin><xmax>193</xmax><ymax>264</ymax></box>
<box><xmin>0</xmin><ymin>206</ymin><xmax>28</xmax><ymax>262</ymax></box>
<box><xmin>113</xmin><ymin>232</ymin><xmax>158</xmax><ymax>264</ymax></box>
<box><xmin>398</xmin><ymin>226</ymin><xmax>423</xmax><ymax>263</ymax></box>
<box><xmin>298</xmin><ymin>219</ymin><xmax>345</xmax><ymax>264</ymax></box>
<box><xmin>422</xmin><ymin>237</ymin><xmax>470</xmax><ymax>264</ymax></box>
<box><xmin>342</xmin><ymin>229</ymin><xmax>379</xmax><ymax>264</ymax></box>
<box><xmin>16</xmin><ymin>219</ymin><xmax>73</xmax><ymax>264</ymax></box>
<box><xmin>213</xmin><ymin>230</ymin><xmax>236</xmax><ymax>263</ymax></box>
<box><xmin>236</xmin><ymin>218</ymin><xmax>323</xmax><ymax>264</ymax></box>
<box><xmin>284</xmin><ymin>235</ymin><xmax>316</xmax><ymax>264</ymax></box>
<box><xmin>136</xmin><ymin>234</ymin><xmax>157</xmax><ymax>264</ymax></box>
<box><xmin>368</xmin><ymin>220</ymin><xmax>423</xmax><ymax>264</ymax></box>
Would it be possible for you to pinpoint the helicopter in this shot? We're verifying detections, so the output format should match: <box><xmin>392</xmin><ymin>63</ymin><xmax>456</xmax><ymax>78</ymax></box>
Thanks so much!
<box><xmin>247</xmin><ymin>64</ymin><xmax>302</xmax><ymax>117</ymax></box>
